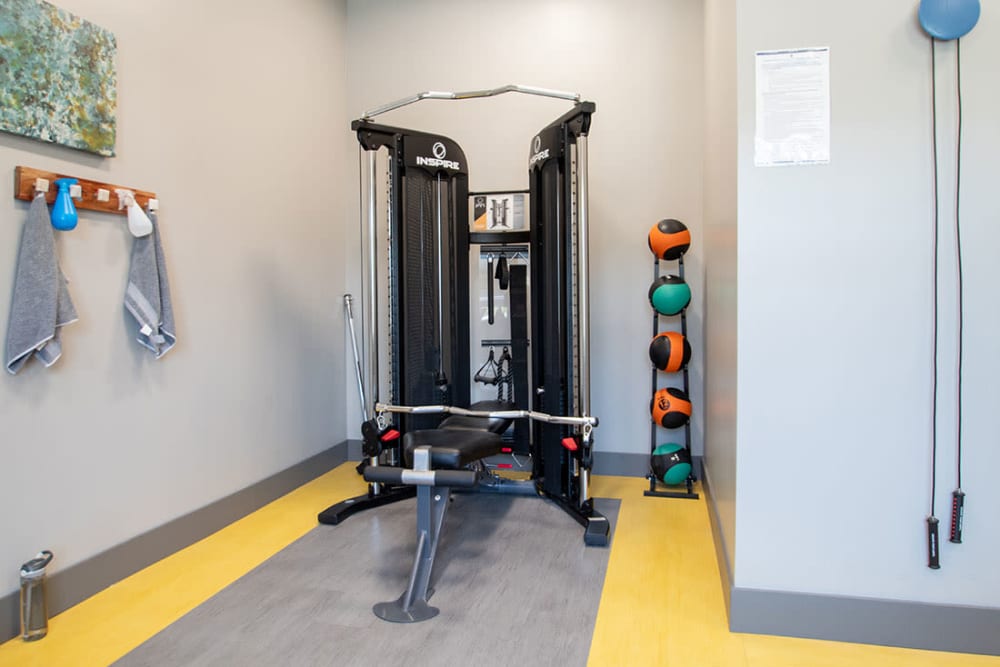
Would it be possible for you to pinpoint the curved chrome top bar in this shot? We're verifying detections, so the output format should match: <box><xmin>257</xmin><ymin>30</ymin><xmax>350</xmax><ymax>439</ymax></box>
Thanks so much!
<box><xmin>362</xmin><ymin>84</ymin><xmax>582</xmax><ymax>120</ymax></box>
<box><xmin>374</xmin><ymin>402</ymin><xmax>597</xmax><ymax>428</ymax></box>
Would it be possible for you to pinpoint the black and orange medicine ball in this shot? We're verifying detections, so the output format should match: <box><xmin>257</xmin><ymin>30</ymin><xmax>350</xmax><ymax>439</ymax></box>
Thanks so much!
<box><xmin>650</xmin><ymin>387</ymin><xmax>692</xmax><ymax>429</ymax></box>
<box><xmin>647</xmin><ymin>218</ymin><xmax>691</xmax><ymax>260</ymax></box>
<box><xmin>649</xmin><ymin>332</ymin><xmax>691</xmax><ymax>373</ymax></box>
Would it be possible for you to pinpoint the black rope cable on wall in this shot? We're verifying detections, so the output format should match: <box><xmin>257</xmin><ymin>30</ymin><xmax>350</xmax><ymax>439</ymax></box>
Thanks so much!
<box><xmin>929</xmin><ymin>37</ymin><xmax>940</xmax><ymax>528</ymax></box>
<box><xmin>951</xmin><ymin>39</ymin><xmax>966</xmax><ymax>545</ymax></box>
<box><xmin>926</xmin><ymin>35</ymin><xmax>968</xmax><ymax>568</ymax></box>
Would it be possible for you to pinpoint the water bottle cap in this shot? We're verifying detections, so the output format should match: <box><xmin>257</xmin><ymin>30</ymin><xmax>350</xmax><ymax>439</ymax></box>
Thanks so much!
<box><xmin>20</xmin><ymin>551</ymin><xmax>53</xmax><ymax>577</ymax></box>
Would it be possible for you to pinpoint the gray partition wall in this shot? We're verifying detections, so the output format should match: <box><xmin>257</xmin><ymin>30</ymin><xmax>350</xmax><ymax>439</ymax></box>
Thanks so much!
<box><xmin>702</xmin><ymin>0</ymin><xmax>1000</xmax><ymax>654</ymax></box>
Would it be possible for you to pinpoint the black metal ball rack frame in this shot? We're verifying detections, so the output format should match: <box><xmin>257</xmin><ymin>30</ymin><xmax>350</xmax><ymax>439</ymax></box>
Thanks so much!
<box><xmin>645</xmin><ymin>252</ymin><xmax>699</xmax><ymax>500</ymax></box>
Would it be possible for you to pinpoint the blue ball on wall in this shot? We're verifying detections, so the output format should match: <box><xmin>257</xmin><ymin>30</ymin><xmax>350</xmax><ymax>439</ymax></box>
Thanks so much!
<box><xmin>918</xmin><ymin>0</ymin><xmax>980</xmax><ymax>40</ymax></box>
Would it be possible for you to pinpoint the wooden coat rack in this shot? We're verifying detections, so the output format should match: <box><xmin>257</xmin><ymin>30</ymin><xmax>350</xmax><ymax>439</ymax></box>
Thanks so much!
<box><xmin>13</xmin><ymin>166</ymin><xmax>157</xmax><ymax>214</ymax></box>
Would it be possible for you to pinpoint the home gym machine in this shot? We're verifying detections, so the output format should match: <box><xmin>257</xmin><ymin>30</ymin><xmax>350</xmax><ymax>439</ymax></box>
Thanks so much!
<box><xmin>317</xmin><ymin>85</ymin><xmax>609</xmax><ymax>621</ymax></box>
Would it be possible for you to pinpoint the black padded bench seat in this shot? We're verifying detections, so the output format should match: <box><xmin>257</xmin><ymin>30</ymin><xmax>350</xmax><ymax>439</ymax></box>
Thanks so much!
<box><xmin>403</xmin><ymin>429</ymin><xmax>502</xmax><ymax>469</ymax></box>
<box><xmin>438</xmin><ymin>400</ymin><xmax>515</xmax><ymax>434</ymax></box>
<box><xmin>368</xmin><ymin>401</ymin><xmax>519</xmax><ymax>622</ymax></box>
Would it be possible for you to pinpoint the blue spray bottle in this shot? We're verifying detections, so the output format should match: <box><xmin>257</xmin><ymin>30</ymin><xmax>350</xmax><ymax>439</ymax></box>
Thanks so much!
<box><xmin>51</xmin><ymin>178</ymin><xmax>79</xmax><ymax>231</ymax></box>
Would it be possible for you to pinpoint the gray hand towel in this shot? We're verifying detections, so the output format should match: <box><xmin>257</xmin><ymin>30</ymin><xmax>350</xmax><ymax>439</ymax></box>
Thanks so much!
<box><xmin>5</xmin><ymin>194</ymin><xmax>79</xmax><ymax>374</ymax></box>
<box><xmin>124</xmin><ymin>210</ymin><xmax>176</xmax><ymax>358</ymax></box>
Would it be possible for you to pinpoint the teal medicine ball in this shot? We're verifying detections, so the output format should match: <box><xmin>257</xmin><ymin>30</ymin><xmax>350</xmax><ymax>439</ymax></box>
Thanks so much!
<box><xmin>651</xmin><ymin>443</ymin><xmax>692</xmax><ymax>486</ymax></box>
<box><xmin>648</xmin><ymin>275</ymin><xmax>691</xmax><ymax>316</ymax></box>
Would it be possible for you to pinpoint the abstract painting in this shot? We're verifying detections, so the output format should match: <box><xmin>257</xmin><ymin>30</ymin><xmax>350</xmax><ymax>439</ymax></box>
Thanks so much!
<box><xmin>0</xmin><ymin>0</ymin><xmax>117</xmax><ymax>156</ymax></box>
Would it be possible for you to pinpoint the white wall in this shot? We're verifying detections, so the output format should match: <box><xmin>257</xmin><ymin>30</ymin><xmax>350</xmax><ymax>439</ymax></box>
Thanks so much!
<box><xmin>702</xmin><ymin>0</ymin><xmax>738</xmax><ymax>577</ymax></box>
<box><xmin>344</xmin><ymin>0</ymin><xmax>706</xmax><ymax>459</ymax></box>
<box><xmin>734</xmin><ymin>0</ymin><xmax>1000</xmax><ymax>606</ymax></box>
<box><xmin>0</xmin><ymin>0</ymin><xmax>349</xmax><ymax>596</ymax></box>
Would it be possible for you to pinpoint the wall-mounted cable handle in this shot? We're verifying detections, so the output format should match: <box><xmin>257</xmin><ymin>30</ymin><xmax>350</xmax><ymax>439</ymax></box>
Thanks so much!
<box><xmin>919</xmin><ymin>0</ymin><xmax>977</xmax><ymax>562</ymax></box>
<box><xmin>927</xmin><ymin>516</ymin><xmax>941</xmax><ymax>569</ymax></box>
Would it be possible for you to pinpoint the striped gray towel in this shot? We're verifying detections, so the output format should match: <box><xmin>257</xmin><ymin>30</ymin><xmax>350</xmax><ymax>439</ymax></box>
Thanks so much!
<box><xmin>5</xmin><ymin>194</ymin><xmax>79</xmax><ymax>374</ymax></box>
<box><xmin>124</xmin><ymin>209</ymin><xmax>176</xmax><ymax>358</ymax></box>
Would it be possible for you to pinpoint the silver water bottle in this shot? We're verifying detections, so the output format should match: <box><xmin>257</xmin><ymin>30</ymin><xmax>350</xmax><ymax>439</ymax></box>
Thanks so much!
<box><xmin>20</xmin><ymin>550</ymin><xmax>54</xmax><ymax>641</ymax></box>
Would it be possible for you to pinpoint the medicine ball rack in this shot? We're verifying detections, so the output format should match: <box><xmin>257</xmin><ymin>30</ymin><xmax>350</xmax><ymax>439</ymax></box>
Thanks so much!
<box><xmin>646</xmin><ymin>253</ymin><xmax>699</xmax><ymax>500</ymax></box>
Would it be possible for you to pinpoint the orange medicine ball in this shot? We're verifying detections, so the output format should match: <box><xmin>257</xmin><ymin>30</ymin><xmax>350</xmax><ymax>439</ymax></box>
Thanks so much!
<box><xmin>649</xmin><ymin>332</ymin><xmax>691</xmax><ymax>373</ymax></box>
<box><xmin>647</xmin><ymin>218</ymin><xmax>691</xmax><ymax>260</ymax></box>
<box><xmin>650</xmin><ymin>387</ymin><xmax>692</xmax><ymax>429</ymax></box>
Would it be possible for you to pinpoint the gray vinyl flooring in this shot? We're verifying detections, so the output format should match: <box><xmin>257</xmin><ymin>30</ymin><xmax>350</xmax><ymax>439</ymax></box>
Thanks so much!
<box><xmin>115</xmin><ymin>493</ymin><xmax>619</xmax><ymax>667</ymax></box>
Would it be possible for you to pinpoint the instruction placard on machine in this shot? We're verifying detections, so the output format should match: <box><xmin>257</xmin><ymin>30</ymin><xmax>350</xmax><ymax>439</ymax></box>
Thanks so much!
<box><xmin>471</xmin><ymin>193</ymin><xmax>527</xmax><ymax>232</ymax></box>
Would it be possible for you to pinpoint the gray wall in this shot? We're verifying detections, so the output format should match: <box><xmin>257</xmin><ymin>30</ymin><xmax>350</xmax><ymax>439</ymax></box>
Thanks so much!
<box><xmin>702</xmin><ymin>0</ymin><xmax>738</xmax><ymax>581</ymax></box>
<box><xmin>0</xmin><ymin>0</ymin><xmax>349</xmax><ymax>598</ymax></box>
<box><xmin>344</xmin><ymin>0</ymin><xmax>706</xmax><ymax>459</ymax></box>
<box><xmin>734</xmin><ymin>0</ymin><xmax>1000</xmax><ymax>606</ymax></box>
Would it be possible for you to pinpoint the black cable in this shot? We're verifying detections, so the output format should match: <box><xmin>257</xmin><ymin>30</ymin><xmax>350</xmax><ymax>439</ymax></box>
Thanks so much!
<box><xmin>954</xmin><ymin>38</ymin><xmax>964</xmax><ymax>492</ymax></box>
<box><xmin>929</xmin><ymin>37</ymin><xmax>939</xmax><ymax>520</ymax></box>
<box><xmin>925</xmin><ymin>37</ymin><xmax>943</xmax><ymax>569</ymax></box>
<box><xmin>949</xmin><ymin>39</ymin><xmax>967</xmax><ymax>545</ymax></box>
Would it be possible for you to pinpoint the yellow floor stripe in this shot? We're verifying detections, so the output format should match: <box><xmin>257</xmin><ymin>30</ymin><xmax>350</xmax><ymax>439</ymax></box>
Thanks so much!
<box><xmin>0</xmin><ymin>464</ymin><xmax>366</xmax><ymax>667</ymax></box>
<box><xmin>587</xmin><ymin>476</ymin><xmax>1000</xmax><ymax>667</ymax></box>
<box><xmin>588</xmin><ymin>477</ymin><xmax>748</xmax><ymax>667</ymax></box>
<box><xmin>1</xmin><ymin>464</ymin><xmax>997</xmax><ymax>667</ymax></box>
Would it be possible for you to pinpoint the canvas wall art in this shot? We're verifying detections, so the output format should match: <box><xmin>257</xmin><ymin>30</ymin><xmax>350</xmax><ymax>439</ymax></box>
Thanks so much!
<box><xmin>0</xmin><ymin>0</ymin><xmax>117</xmax><ymax>156</ymax></box>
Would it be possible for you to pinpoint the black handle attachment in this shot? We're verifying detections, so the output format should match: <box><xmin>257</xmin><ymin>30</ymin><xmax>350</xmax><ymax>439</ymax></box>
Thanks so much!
<box><xmin>487</xmin><ymin>255</ymin><xmax>495</xmax><ymax>325</ymax></box>
<box><xmin>950</xmin><ymin>489</ymin><xmax>965</xmax><ymax>544</ymax></box>
<box><xmin>496</xmin><ymin>254</ymin><xmax>509</xmax><ymax>289</ymax></box>
<box><xmin>927</xmin><ymin>516</ymin><xmax>941</xmax><ymax>569</ymax></box>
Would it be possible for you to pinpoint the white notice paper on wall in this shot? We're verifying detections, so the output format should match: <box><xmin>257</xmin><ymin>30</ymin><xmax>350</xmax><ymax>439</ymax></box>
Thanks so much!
<box><xmin>754</xmin><ymin>47</ymin><xmax>830</xmax><ymax>167</ymax></box>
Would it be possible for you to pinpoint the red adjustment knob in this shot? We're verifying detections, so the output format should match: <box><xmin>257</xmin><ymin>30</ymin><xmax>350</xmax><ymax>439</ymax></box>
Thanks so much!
<box><xmin>380</xmin><ymin>429</ymin><xmax>400</xmax><ymax>442</ymax></box>
<box><xmin>496</xmin><ymin>463</ymin><xmax>513</xmax><ymax>469</ymax></box>
<box><xmin>501</xmin><ymin>447</ymin><xmax>512</xmax><ymax>453</ymax></box>
<box><xmin>561</xmin><ymin>437</ymin><xmax>579</xmax><ymax>451</ymax></box>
